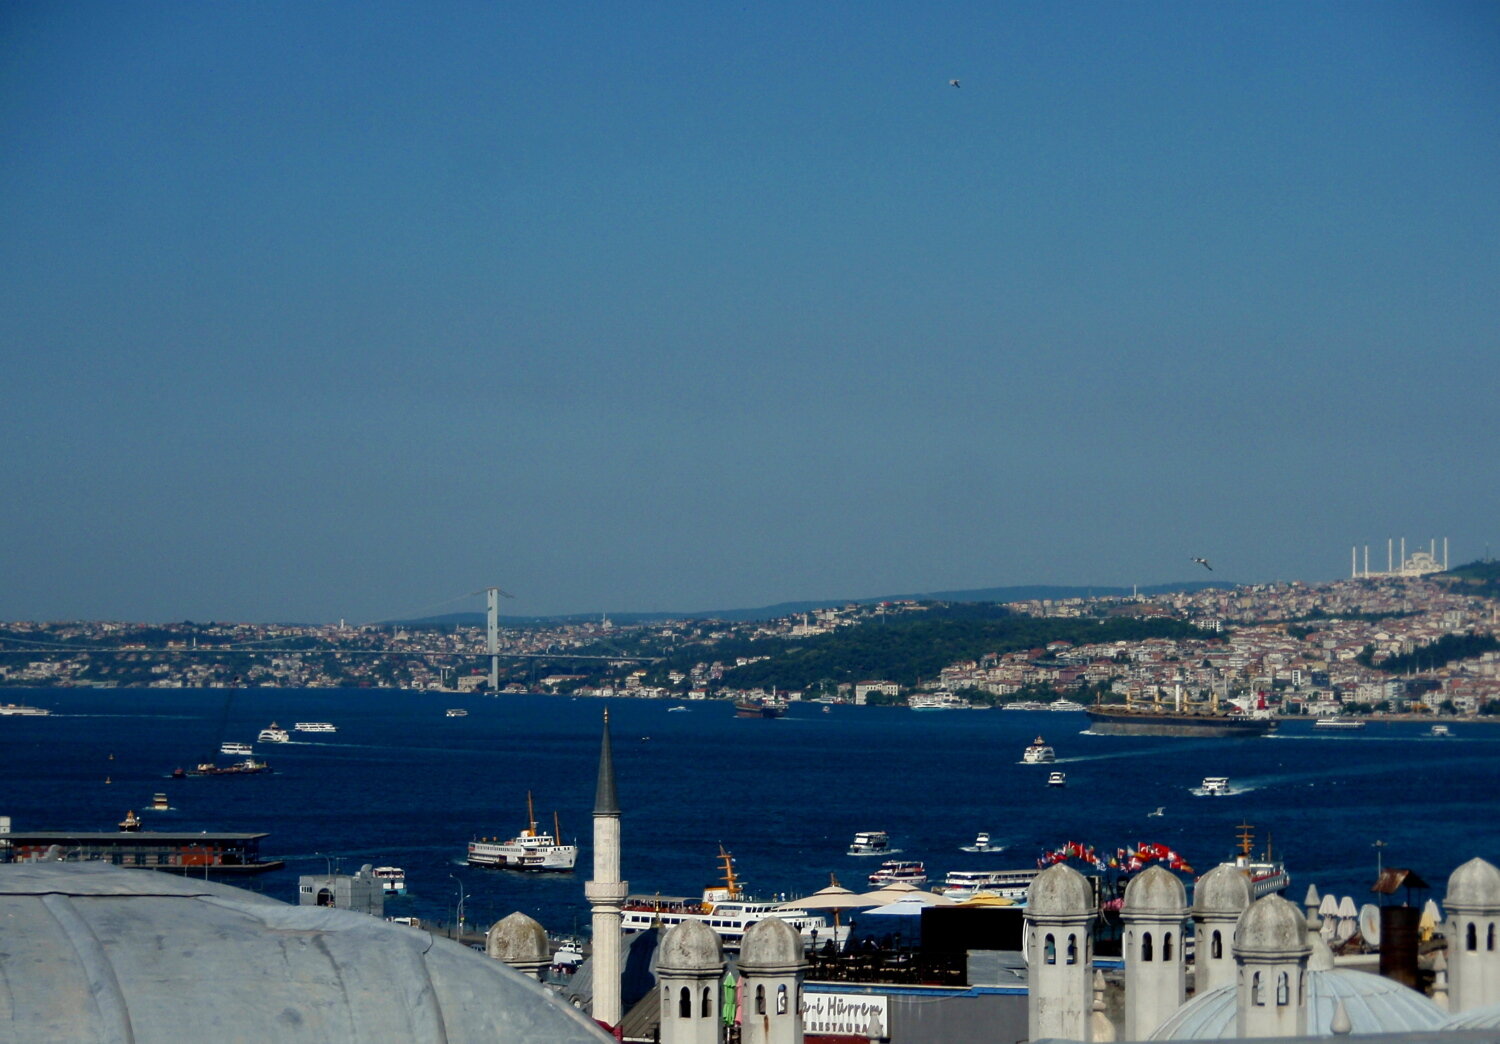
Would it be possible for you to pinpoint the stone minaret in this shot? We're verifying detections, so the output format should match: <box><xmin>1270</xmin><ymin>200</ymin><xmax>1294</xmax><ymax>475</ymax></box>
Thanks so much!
<box><xmin>585</xmin><ymin>709</ymin><xmax>627</xmax><ymax>1028</ymax></box>
<box><xmin>486</xmin><ymin>911</ymin><xmax>551</xmax><ymax>980</ymax></box>
<box><xmin>1446</xmin><ymin>856</ymin><xmax>1500</xmax><ymax>1012</ymax></box>
<box><xmin>1191</xmin><ymin>863</ymin><xmax>1253</xmax><ymax>994</ymax></box>
<box><xmin>1122</xmin><ymin>864</ymin><xmax>1187</xmax><ymax>1040</ymax></box>
<box><xmin>1233</xmin><ymin>895</ymin><xmax>1311</xmax><ymax>1038</ymax></box>
<box><xmin>658</xmin><ymin>920</ymin><xmax>726</xmax><ymax>1044</ymax></box>
<box><xmin>739</xmin><ymin>916</ymin><xmax>808</xmax><ymax>1044</ymax></box>
<box><xmin>1026</xmin><ymin>861</ymin><xmax>1097</xmax><ymax>1042</ymax></box>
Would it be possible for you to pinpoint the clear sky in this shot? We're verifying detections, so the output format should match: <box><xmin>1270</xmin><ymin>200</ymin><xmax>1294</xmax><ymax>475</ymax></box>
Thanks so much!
<box><xmin>2</xmin><ymin>1</ymin><xmax>1497</xmax><ymax>623</ymax></box>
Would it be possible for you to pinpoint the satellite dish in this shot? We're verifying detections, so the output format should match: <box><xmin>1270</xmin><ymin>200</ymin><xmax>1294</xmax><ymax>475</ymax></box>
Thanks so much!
<box><xmin>1359</xmin><ymin>903</ymin><xmax>1381</xmax><ymax>946</ymax></box>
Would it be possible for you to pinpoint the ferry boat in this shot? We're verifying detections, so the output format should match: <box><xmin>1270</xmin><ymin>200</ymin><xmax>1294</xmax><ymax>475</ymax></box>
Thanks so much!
<box><xmin>1050</xmin><ymin>699</ymin><xmax>1087</xmax><ymax>712</ymax></box>
<box><xmin>0</xmin><ymin>703</ymin><xmax>50</xmax><ymax>716</ymax></box>
<box><xmin>960</xmin><ymin>831</ymin><xmax>1003</xmax><ymax>853</ymax></box>
<box><xmin>620</xmin><ymin>847</ymin><xmax>844</xmax><ymax>951</ymax></box>
<box><xmin>373</xmin><ymin>866</ymin><xmax>407</xmax><ymax>895</ymax></box>
<box><xmin>847</xmin><ymin>831</ymin><xmax>899</xmax><ymax>857</ymax></box>
<box><xmin>1047</xmin><ymin>771</ymin><xmax>1067</xmax><ymax>787</ymax></box>
<box><xmin>1211</xmin><ymin>823</ymin><xmax>1291</xmax><ymax>899</ymax></box>
<box><xmin>1198</xmin><ymin>776</ymin><xmax>1231</xmax><ymax>796</ymax></box>
<box><xmin>1313</xmin><ymin>718</ymin><xmax>1366</xmax><ymax>731</ymax></box>
<box><xmin>257</xmin><ymin>723</ymin><xmax>290</xmax><ymax>743</ymax></box>
<box><xmin>294</xmin><ymin>722</ymin><xmax>337</xmax><ymax>733</ymax></box>
<box><xmin>150</xmin><ymin>793</ymin><xmax>171</xmax><ymax>811</ymax></box>
<box><xmin>444</xmin><ymin>708</ymin><xmax>468</xmax><ymax>717</ymax></box>
<box><xmin>933</xmin><ymin>868</ymin><xmax>1040</xmax><ymax>900</ymax></box>
<box><xmin>1430</xmin><ymin>723</ymin><xmax>1453</xmax><ymax>737</ymax></box>
<box><xmin>467</xmin><ymin>793</ymin><xmax>578</xmax><ymax>872</ymax></box>
<box><xmin>176</xmin><ymin>758</ymin><xmax>272</xmax><ymax>777</ymax></box>
<box><xmin>867</xmin><ymin>860</ymin><xmax>927</xmax><ymax>887</ymax></box>
<box><xmin>219</xmin><ymin>741</ymin><xmax>253</xmax><ymax>756</ymax></box>
<box><xmin>1021</xmin><ymin>736</ymin><xmax>1056</xmax><ymax>764</ymax></box>
<box><xmin>909</xmin><ymin>691</ymin><xmax>970</xmax><ymax>711</ymax></box>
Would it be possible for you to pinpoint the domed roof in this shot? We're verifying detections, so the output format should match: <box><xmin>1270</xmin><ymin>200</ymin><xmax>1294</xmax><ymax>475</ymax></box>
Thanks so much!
<box><xmin>656</xmin><ymin>919</ymin><xmax>723</xmax><ymax>973</ymax></box>
<box><xmin>0</xmin><ymin>862</ymin><xmax>610</xmax><ymax>1042</ymax></box>
<box><xmin>1234</xmin><ymin>895</ymin><xmax>1310</xmax><ymax>957</ymax></box>
<box><xmin>487</xmin><ymin>911</ymin><xmax>550</xmax><ymax>964</ymax></box>
<box><xmin>1192</xmin><ymin>864</ymin><xmax>1253</xmax><ymax>918</ymax></box>
<box><xmin>1444</xmin><ymin>1000</ymin><xmax>1500</xmax><ymax>1029</ymax></box>
<box><xmin>740</xmin><ymin>916</ymin><xmax>805</xmax><ymax>970</ymax></box>
<box><xmin>1124</xmin><ymin>865</ymin><xmax>1187</xmax><ymax>915</ymax></box>
<box><xmin>1028</xmin><ymin>862</ymin><xmax>1094</xmax><ymax>917</ymax></box>
<box><xmin>1149</xmin><ymin>967</ymin><xmax>1447</xmax><ymax>1040</ymax></box>
<box><xmin>1446</xmin><ymin>857</ymin><xmax>1500</xmax><ymax>911</ymax></box>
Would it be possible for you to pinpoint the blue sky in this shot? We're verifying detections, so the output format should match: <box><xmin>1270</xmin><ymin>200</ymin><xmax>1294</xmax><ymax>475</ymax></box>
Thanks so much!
<box><xmin>2</xmin><ymin>1</ymin><xmax>1497</xmax><ymax>623</ymax></box>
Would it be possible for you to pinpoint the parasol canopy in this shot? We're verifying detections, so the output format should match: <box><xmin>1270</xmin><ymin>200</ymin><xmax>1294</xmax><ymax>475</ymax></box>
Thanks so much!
<box><xmin>775</xmin><ymin>875</ymin><xmax>866</xmax><ymax>913</ymax></box>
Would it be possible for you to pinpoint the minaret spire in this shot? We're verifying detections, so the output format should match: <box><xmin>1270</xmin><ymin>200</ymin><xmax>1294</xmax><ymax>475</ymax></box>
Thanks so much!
<box><xmin>586</xmin><ymin>707</ymin><xmax>626</xmax><ymax>1029</ymax></box>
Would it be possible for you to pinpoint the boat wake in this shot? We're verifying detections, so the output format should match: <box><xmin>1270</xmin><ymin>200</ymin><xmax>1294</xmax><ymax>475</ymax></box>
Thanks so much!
<box><xmin>1190</xmin><ymin>783</ymin><xmax>1258</xmax><ymax>797</ymax></box>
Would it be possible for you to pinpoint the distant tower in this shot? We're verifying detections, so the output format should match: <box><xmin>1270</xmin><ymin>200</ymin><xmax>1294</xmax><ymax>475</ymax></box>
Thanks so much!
<box><xmin>1233</xmin><ymin>895</ymin><xmax>1311</xmax><ymax>1038</ymax></box>
<box><xmin>1191</xmin><ymin>863</ymin><xmax>1253</xmax><ymax>994</ymax></box>
<box><xmin>1121</xmin><ymin>865</ymin><xmax>1187</xmax><ymax>1039</ymax></box>
<box><xmin>1445</xmin><ymin>857</ymin><xmax>1500</xmax><ymax>1012</ymax></box>
<box><xmin>486</xmin><ymin>911</ymin><xmax>551</xmax><ymax>980</ymax></box>
<box><xmin>1026</xmin><ymin>862</ymin><xmax>1096</xmax><ymax>1042</ymax></box>
<box><xmin>739</xmin><ymin>916</ymin><xmax>808</xmax><ymax>1044</ymax></box>
<box><xmin>585</xmin><ymin>709</ymin><xmax>627</xmax><ymax>1028</ymax></box>
<box><xmin>657</xmin><ymin>920</ymin><xmax>725</xmax><ymax>1044</ymax></box>
<box><xmin>486</xmin><ymin>587</ymin><xmax>502</xmax><ymax>689</ymax></box>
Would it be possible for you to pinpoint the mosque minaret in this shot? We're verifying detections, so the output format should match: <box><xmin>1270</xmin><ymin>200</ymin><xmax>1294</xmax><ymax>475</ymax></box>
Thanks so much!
<box><xmin>585</xmin><ymin>708</ymin><xmax>627</xmax><ymax>1029</ymax></box>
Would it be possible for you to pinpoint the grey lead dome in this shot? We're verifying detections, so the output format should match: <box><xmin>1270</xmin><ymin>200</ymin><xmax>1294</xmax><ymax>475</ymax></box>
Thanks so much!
<box><xmin>1191</xmin><ymin>863</ymin><xmax>1254</xmax><ymax>916</ymax></box>
<box><xmin>1124</xmin><ymin>864</ymin><xmax>1187</xmax><ymax>913</ymax></box>
<box><xmin>657</xmin><ymin>919</ymin><xmax>724</xmax><ymax>973</ymax></box>
<box><xmin>1446</xmin><ymin>857</ymin><xmax>1500</xmax><ymax>911</ymax></box>
<box><xmin>1027</xmin><ymin>861</ymin><xmax>1095</xmax><ymax>917</ymax></box>
<box><xmin>739</xmin><ymin>915</ymin><xmax>806</xmax><ymax>970</ymax></box>
<box><xmin>0</xmin><ymin>862</ymin><xmax>611</xmax><ymax>1044</ymax></box>
<box><xmin>1233</xmin><ymin>894</ymin><xmax>1310</xmax><ymax>957</ymax></box>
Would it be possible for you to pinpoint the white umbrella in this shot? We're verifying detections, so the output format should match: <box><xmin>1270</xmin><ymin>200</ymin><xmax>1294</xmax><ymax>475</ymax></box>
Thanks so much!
<box><xmin>1318</xmin><ymin>894</ymin><xmax>1339</xmax><ymax>938</ymax></box>
<box><xmin>864</xmin><ymin>896</ymin><xmax>941</xmax><ymax>917</ymax></box>
<box><xmin>859</xmin><ymin>882</ymin><xmax>956</xmax><ymax>907</ymax></box>
<box><xmin>1336</xmin><ymin>896</ymin><xmax>1359</xmax><ymax>943</ymax></box>
<box><xmin>776</xmin><ymin>876</ymin><xmax>864</xmax><ymax>913</ymax></box>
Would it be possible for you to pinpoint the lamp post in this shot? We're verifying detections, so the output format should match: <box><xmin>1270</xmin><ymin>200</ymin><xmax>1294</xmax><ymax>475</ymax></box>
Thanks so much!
<box><xmin>450</xmin><ymin>874</ymin><xmax>467</xmax><ymax>941</ymax></box>
<box><xmin>1373</xmin><ymin>840</ymin><xmax>1387</xmax><ymax>903</ymax></box>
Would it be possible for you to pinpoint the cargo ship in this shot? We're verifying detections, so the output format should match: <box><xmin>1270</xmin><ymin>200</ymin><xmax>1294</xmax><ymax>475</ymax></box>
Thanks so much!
<box><xmin>1085</xmin><ymin>688</ymin><xmax>1276</xmax><ymax>738</ymax></box>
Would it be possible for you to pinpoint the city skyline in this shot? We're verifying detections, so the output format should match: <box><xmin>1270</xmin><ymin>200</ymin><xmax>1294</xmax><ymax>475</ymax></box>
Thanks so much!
<box><xmin>3</xmin><ymin>2</ymin><xmax>1497</xmax><ymax>624</ymax></box>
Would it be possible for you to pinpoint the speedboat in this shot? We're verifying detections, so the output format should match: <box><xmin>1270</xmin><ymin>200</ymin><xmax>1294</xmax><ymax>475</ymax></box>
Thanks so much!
<box><xmin>219</xmin><ymin>741</ymin><xmax>253</xmax><ymax>756</ymax></box>
<box><xmin>1429</xmin><ymin>724</ymin><xmax>1452</xmax><ymax>737</ymax></box>
<box><xmin>373</xmin><ymin>866</ymin><xmax>407</xmax><ymax>895</ymax></box>
<box><xmin>1199</xmin><ymin>776</ymin><xmax>1231</xmax><ymax>796</ymax></box>
<box><xmin>847</xmin><ymin>831</ymin><xmax>899</xmax><ymax>856</ymax></box>
<box><xmin>1021</xmin><ymin>736</ymin><xmax>1056</xmax><ymax>764</ymax></box>
<box><xmin>444</xmin><ymin>708</ymin><xmax>468</xmax><ymax>718</ymax></box>
<box><xmin>294</xmin><ymin>722</ymin><xmax>337</xmax><ymax>733</ymax></box>
<box><xmin>1047</xmin><ymin>771</ymin><xmax>1067</xmax><ymax>787</ymax></box>
<box><xmin>667</xmin><ymin>705</ymin><xmax>690</xmax><ymax>713</ymax></box>
<box><xmin>960</xmin><ymin>831</ymin><xmax>1003</xmax><ymax>853</ymax></box>
<box><xmin>867</xmin><ymin>860</ymin><xmax>927</xmax><ymax>887</ymax></box>
<box><xmin>257</xmin><ymin>723</ymin><xmax>290</xmax><ymax>743</ymax></box>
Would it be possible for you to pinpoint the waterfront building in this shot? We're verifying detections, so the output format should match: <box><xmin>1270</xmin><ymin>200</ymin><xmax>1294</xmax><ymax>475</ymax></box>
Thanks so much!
<box><xmin>296</xmin><ymin>862</ymin><xmax>384</xmax><ymax>917</ymax></box>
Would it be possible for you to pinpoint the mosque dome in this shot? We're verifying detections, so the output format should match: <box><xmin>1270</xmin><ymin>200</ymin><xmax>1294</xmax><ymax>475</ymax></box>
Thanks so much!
<box><xmin>1446</xmin><ymin>857</ymin><xmax>1500</xmax><ymax>911</ymax></box>
<box><xmin>1191</xmin><ymin>864</ymin><xmax>1253</xmax><ymax>918</ymax></box>
<box><xmin>1443</xmin><ymin>1000</ymin><xmax>1500</xmax><ymax>1029</ymax></box>
<box><xmin>1028</xmin><ymin>862</ymin><xmax>1094</xmax><ymax>918</ymax></box>
<box><xmin>0</xmin><ymin>862</ymin><xmax>610</xmax><ymax>1042</ymax></box>
<box><xmin>487</xmin><ymin>910</ymin><xmax>551</xmax><ymax>964</ymax></box>
<box><xmin>739</xmin><ymin>916</ymin><xmax>805</xmax><ymax>971</ymax></box>
<box><xmin>1124</xmin><ymin>864</ymin><xmax>1187</xmax><ymax>914</ymax></box>
<box><xmin>1233</xmin><ymin>894</ymin><xmax>1309</xmax><ymax>957</ymax></box>
<box><xmin>656</xmin><ymin>919</ymin><xmax>723</xmax><ymax>973</ymax></box>
<box><xmin>1149</xmin><ymin>968</ymin><xmax>1448</xmax><ymax>1039</ymax></box>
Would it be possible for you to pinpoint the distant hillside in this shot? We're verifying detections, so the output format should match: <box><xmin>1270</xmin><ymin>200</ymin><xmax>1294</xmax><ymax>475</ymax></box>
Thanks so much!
<box><xmin>1437</xmin><ymin>559</ymin><xmax>1500</xmax><ymax>599</ymax></box>
<box><xmin>396</xmin><ymin>580</ymin><xmax>1234</xmax><ymax>628</ymax></box>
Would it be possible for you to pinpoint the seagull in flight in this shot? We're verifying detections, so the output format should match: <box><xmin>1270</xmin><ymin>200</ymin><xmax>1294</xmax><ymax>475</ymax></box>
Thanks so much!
<box><xmin>1192</xmin><ymin>557</ymin><xmax>1213</xmax><ymax>571</ymax></box>
<box><xmin>1148</xmin><ymin>806</ymin><xmax>1165</xmax><ymax>818</ymax></box>
<box><xmin>949</xmin><ymin>79</ymin><xmax>961</xmax><ymax>88</ymax></box>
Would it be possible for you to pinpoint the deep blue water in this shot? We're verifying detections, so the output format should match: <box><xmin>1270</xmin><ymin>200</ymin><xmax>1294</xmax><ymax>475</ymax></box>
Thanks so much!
<box><xmin>2</xmin><ymin>688</ymin><xmax>1494</xmax><ymax>939</ymax></box>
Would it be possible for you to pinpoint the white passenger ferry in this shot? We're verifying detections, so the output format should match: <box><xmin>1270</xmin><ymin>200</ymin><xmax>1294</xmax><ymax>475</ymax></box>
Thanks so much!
<box><xmin>909</xmin><ymin>691</ymin><xmax>971</xmax><ymax>711</ymax></box>
<box><xmin>867</xmin><ymin>860</ymin><xmax>927</xmax><ymax>887</ymax></box>
<box><xmin>467</xmin><ymin>793</ymin><xmax>578</xmax><ymax>872</ymax></box>
<box><xmin>219</xmin><ymin>741</ymin><xmax>254</xmax><ymax>756</ymax></box>
<box><xmin>1212</xmin><ymin>823</ymin><xmax>1291</xmax><ymax>899</ymax></box>
<box><xmin>373</xmin><ymin>866</ymin><xmax>407</xmax><ymax>895</ymax></box>
<box><xmin>847</xmin><ymin>831</ymin><xmax>899</xmax><ymax>856</ymax></box>
<box><xmin>294</xmin><ymin>722</ymin><xmax>337</xmax><ymax>733</ymax></box>
<box><xmin>620</xmin><ymin>848</ymin><xmax>844</xmax><ymax>951</ymax></box>
<box><xmin>1313</xmin><ymin>718</ymin><xmax>1366</xmax><ymax>731</ymax></box>
<box><xmin>257</xmin><ymin>723</ymin><xmax>290</xmax><ymax>743</ymax></box>
<box><xmin>1021</xmin><ymin>736</ymin><xmax>1056</xmax><ymax>764</ymax></box>
<box><xmin>933</xmin><ymin>868</ymin><xmax>1040</xmax><ymax>901</ymax></box>
<box><xmin>1198</xmin><ymin>776</ymin><xmax>1231</xmax><ymax>796</ymax></box>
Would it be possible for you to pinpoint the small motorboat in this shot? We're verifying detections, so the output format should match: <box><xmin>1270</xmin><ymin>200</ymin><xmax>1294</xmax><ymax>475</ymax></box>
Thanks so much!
<box><xmin>1047</xmin><ymin>771</ymin><xmax>1067</xmax><ymax>788</ymax></box>
<box><xmin>1429</xmin><ymin>724</ymin><xmax>1452</xmax><ymax>737</ymax></box>
<box><xmin>960</xmin><ymin>831</ymin><xmax>1002</xmax><ymax>853</ymax></box>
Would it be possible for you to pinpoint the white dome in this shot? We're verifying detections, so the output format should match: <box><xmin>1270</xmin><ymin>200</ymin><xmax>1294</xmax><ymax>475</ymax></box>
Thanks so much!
<box><xmin>1192</xmin><ymin>864</ymin><xmax>1253</xmax><ymax>918</ymax></box>
<box><xmin>657</xmin><ymin>919</ymin><xmax>724</xmax><ymax>973</ymax></box>
<box><xmin>1028</xmin><ymin>862</ymin><xmax>1094</xmax><ymax>917</ymax></box>
<box><xmin>1447</xmin><ymin>857</ymin><xmax>1500</xmax><ymax>911</ymax></box>
<box><xmin>1234</xmin><ymin>895</ymin><xmax>1309</xmax><ymax>957</ymax></box>
<box><xmin>1150</xmin><ymin>967</ymin><xmax>1447</xmax><ymax>1039</ymax></box>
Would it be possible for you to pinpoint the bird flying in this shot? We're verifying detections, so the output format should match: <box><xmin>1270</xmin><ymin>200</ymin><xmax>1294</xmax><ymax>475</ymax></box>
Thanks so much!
<box><xmin>949</xmin><ymin>79</ymin><xmax>960</xmax><ymax>88</ymax></box>
<box><xmin>1192</xmin><ymin>557</ymin><xmax>1212</xmax><ymax>571</ymax></box>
